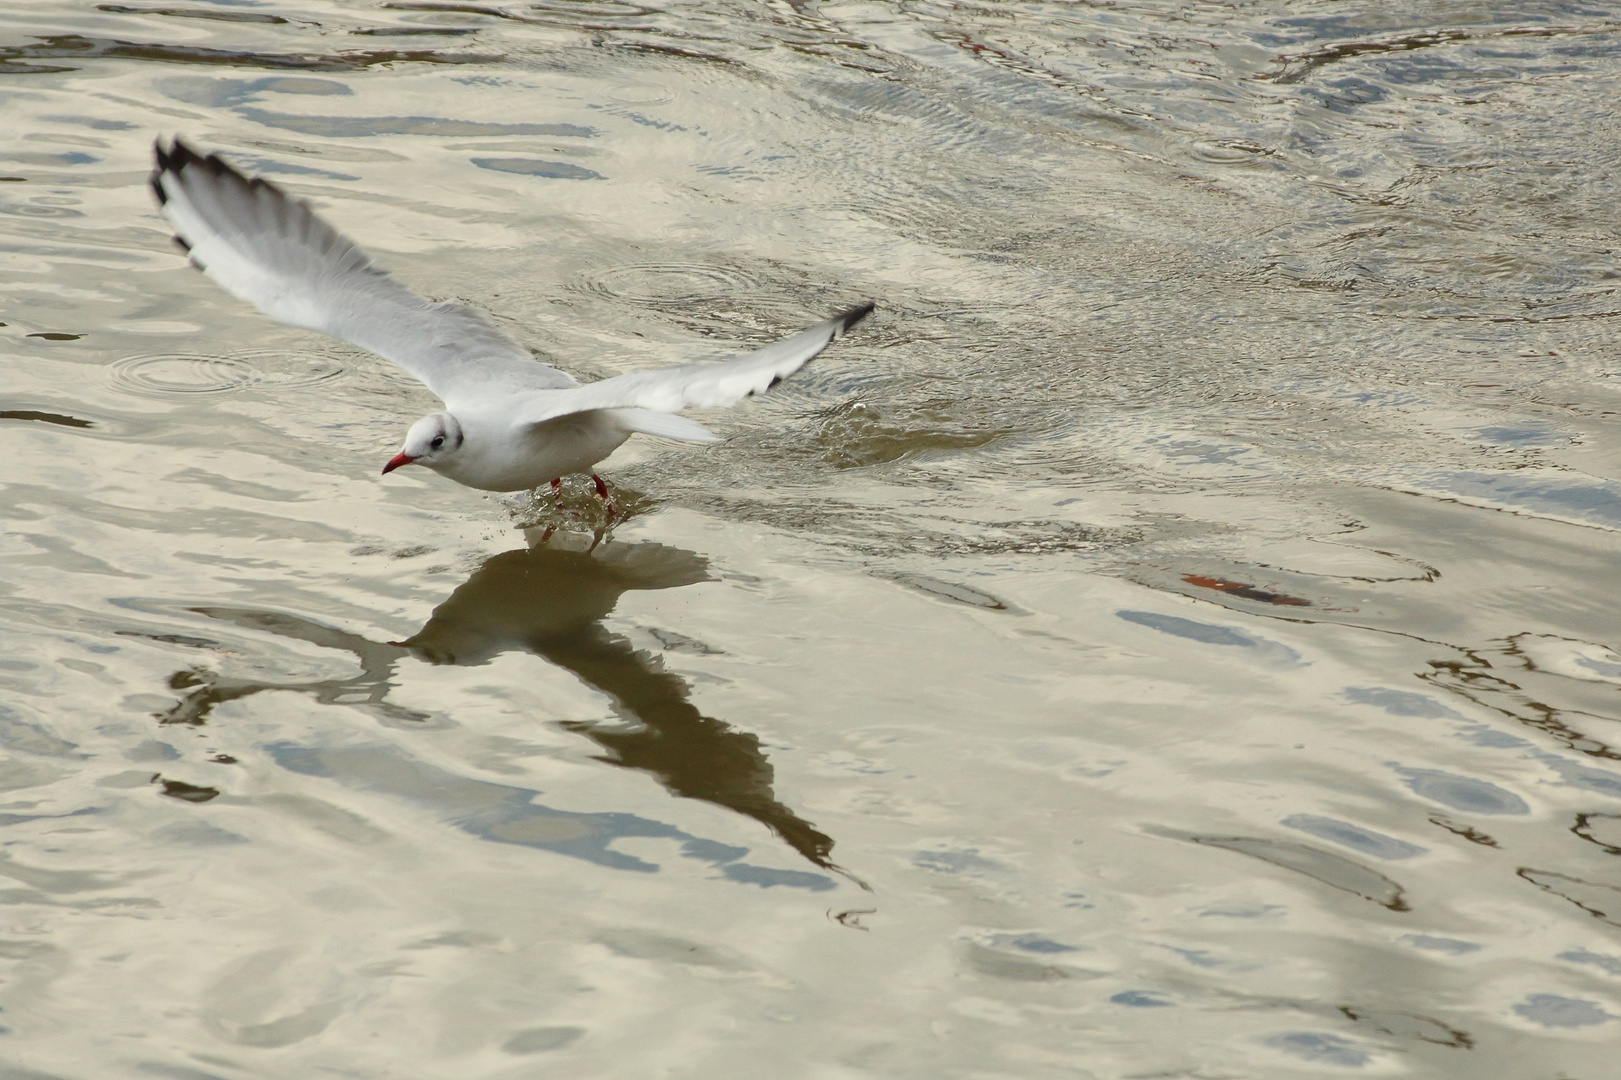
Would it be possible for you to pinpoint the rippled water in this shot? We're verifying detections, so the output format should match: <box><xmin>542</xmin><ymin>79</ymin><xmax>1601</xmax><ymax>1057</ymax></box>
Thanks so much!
<box><xmin>5</xmin><ymin>1</ymin><xmax>1621</xmax><ymax>1075</ymax></box>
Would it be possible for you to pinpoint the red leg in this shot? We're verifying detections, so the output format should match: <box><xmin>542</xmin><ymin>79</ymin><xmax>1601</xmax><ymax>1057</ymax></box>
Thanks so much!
<box><xmin>592</xmin><ymin>474</ymin><xmax>616</xmax><ymax>517</ymax></box>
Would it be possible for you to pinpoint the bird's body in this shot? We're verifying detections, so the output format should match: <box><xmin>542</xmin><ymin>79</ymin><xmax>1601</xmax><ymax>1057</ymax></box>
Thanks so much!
<box><xmin>436</xmin><ymin>408</ymin><xmax>631</xmax><ymax>493</ymax></box>
<box><xmin>149</xmin><ymin>138</ymin><xmax>873</xmax><ymax>493</ymax></box>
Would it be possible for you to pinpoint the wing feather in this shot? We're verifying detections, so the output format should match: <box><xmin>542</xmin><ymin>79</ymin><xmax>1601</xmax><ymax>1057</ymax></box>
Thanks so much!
<box><xmin>150</xmin><ymin>138</ymin><xmax>575</xmax><ymax>401</ymax></box>
<box><xmin>520</xmin><ymin>304</ymin><xmax>874</xmax><ymax>425</ymax></box>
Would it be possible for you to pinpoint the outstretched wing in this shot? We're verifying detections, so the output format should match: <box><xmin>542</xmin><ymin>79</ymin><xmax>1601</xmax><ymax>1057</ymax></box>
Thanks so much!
<box><xmin>150</xmin><ymin>138</ymin><xmax>575</xmax><ymax>401</ymax></box>
<box><xmin>519</xmin><ymin>304</ymin><xmax>874</xmax><ymax>426</ymax></box>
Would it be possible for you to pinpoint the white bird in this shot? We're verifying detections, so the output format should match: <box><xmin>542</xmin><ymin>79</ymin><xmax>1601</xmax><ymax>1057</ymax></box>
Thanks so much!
<box><xmin>149</xmin><ymin>138</ymin><xmax>874</xmax><ymax>494</ymax></box>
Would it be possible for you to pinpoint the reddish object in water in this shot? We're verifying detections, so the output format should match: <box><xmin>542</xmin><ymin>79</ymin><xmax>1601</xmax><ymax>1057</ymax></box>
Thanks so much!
<box><xmin>1182</xmin><ymin>574</ymin><xmax>1310</xmax><ymax>606</ymax></box>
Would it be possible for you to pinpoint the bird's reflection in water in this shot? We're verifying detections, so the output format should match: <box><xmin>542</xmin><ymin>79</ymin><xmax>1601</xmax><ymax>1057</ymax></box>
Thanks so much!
<box><xmin>160</xmin><ymin>534</ymin><xmax>846</xmax><ymax>885</ymax></box>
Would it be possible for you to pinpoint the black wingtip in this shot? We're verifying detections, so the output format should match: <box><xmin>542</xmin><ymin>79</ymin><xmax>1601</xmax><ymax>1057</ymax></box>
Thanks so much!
<box><xmin>838</xmin><ymin>302</ymin><xmax>876</xmax><ymax>333</ymax></box>
<box><xmin>150</xmin><ymin>136</ymin><xmax>253</xmax><ymax>208</ymax></box>
<box><xmin>152</xmin><ymin>137</ymin><xmax>227</xmax><ymax>273</ymax></box>
<box><xmin>149</xmin><ymin>136</ymin><xmax>174</xmax><ymax>207</ymax></box>
<box><xmin>156</xmin><ymin>135</ymin><xmax>203</xmax><ymax>169</ymax></box>
<box><xmin>151</xmin><ymin>136</ymin><xmax>207</xmax><ymax>207</ymax></box>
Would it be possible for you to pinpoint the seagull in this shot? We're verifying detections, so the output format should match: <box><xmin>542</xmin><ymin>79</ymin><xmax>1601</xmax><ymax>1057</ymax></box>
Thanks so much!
<box><xmin>149</xmin><ymin>137</ymin><xmax>873</xmax><ymax>494</ymax></box>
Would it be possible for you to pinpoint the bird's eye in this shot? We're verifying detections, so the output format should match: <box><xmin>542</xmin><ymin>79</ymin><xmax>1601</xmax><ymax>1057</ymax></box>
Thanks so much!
<box><xmin>430</xmin><ymin>435</ymin><xmax>445</xmax><ymax>450</ymax></box>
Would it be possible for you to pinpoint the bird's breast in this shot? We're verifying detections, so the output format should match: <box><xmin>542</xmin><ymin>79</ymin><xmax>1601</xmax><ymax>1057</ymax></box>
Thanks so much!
<box><xmin>435</xmin><ymin>411</ymin><xmax>631</xmax><ymax>492</ymax></box>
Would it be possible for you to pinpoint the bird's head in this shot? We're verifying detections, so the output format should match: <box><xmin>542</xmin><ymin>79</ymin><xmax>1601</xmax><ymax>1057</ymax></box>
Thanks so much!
<box><xmin>383</xmin><ymin>412</ymin><xmax>464</xmax><ymax>476</ymax></box>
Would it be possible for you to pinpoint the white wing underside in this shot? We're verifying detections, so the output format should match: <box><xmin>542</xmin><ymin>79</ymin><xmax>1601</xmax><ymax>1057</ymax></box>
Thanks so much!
<box><xmin>152</xmin><ymin>141</ymin><xmax>573</xmax><ymax>401</ymax></box>
<box><xmin>511</xmin><ymin>309</ymin><xmax>872</xmax><ymax>429</ymax></box>
<box><xmin>152</xmin><ymin>139</ymin><xmax>871</xmax><ymax>434</ymax></box>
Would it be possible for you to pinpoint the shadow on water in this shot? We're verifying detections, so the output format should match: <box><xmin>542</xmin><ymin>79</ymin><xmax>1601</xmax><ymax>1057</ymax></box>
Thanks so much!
<box><xmin>154</xmin><ymin>536</ymin><xmax>849</xmax><ymax>885</ymax></box>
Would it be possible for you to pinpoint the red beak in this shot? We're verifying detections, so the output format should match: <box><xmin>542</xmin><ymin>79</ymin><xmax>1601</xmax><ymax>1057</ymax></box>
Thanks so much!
<box><xmin>381</xmin><ymin>453</ymin><xmax>415</xmax><ymax>475</ymax></box>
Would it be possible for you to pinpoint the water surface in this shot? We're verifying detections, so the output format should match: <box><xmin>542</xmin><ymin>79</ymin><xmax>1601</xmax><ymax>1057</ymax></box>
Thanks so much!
<box><xmin>4</xmin><ymin>1</ymin><xmax>1621</xmax><ymax>1076</ymax></box>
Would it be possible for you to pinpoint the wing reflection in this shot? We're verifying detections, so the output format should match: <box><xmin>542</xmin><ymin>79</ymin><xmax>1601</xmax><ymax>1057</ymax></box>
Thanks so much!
<box><xmin>162</xmin><ymin>536</ymin><xmax>842</xmax><ymax>874</ymax></box>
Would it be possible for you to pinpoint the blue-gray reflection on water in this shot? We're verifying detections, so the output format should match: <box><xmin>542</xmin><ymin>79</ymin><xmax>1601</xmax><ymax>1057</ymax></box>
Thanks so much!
<box><xmin>1428</xmin><ymin>471</ymin><xmax>1621</xmax><ymax>530</ymax></box>
<box><xmin>270</xmin><ymin>741</ymin><xmax>828</xmax><ymax>889</ymax></box>
<box><xmin>1280</xmin><ymin>814</ymin><xmax>1429</xmax><ymax>860</ymax></box>
<box><xmin>1390</xmin><ymin>766</ymin><xmax>1532</xmax><ymax>816</ymax></box>
<box><xmin>1117</xmin><ymin>609</ymin><xmax>1305</xmax><ymax>665</ymax></box>
<box><xmin>1512</xmin><ymin>994</ymin><xmax>1615</xmax><ymax>1029</ymax></box>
